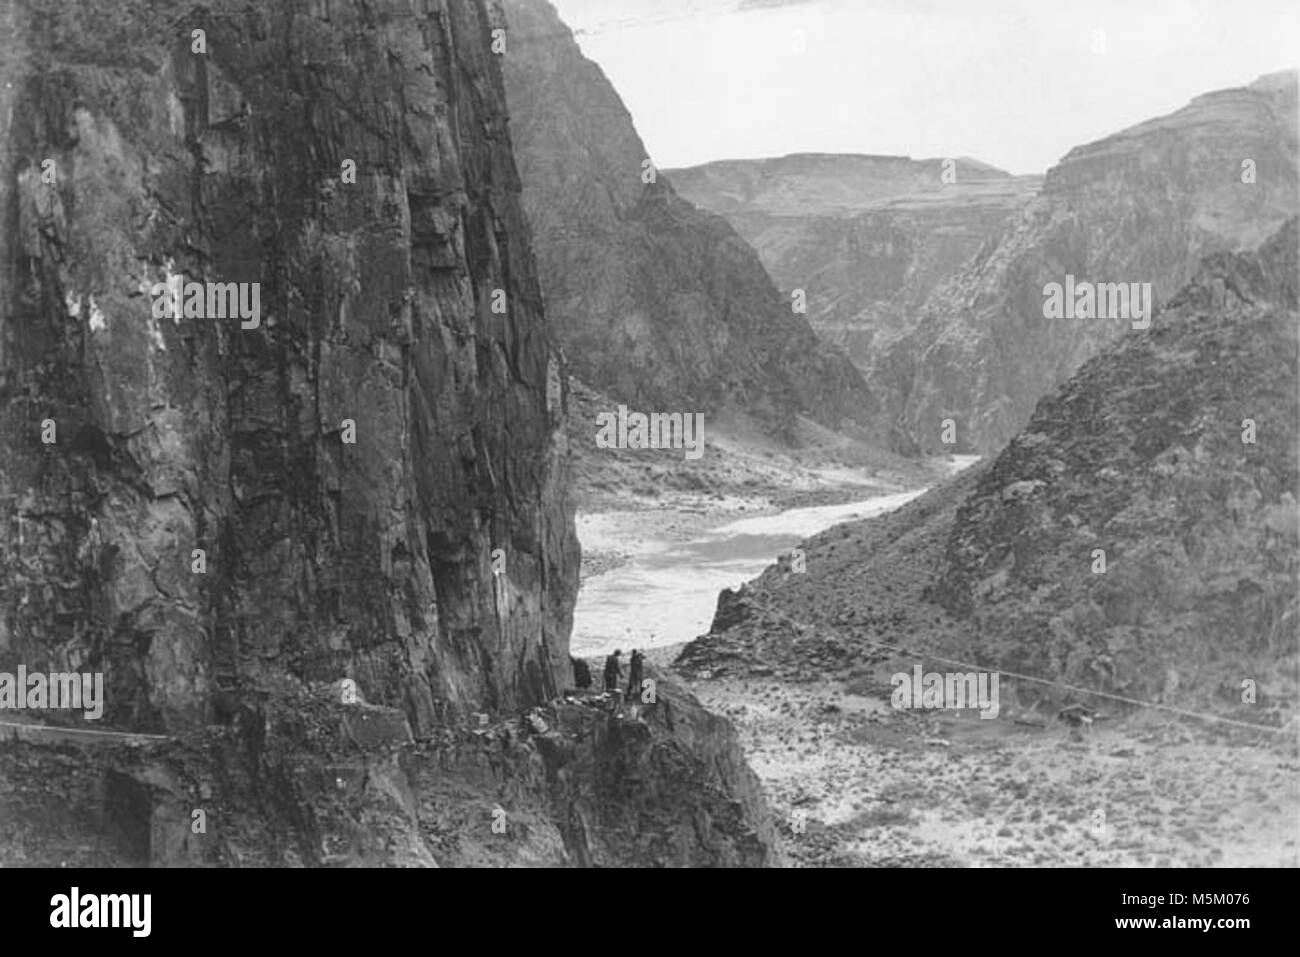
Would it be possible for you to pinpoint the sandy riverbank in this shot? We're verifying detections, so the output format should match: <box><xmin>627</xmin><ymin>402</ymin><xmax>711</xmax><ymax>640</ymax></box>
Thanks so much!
<box><xmin>684</xmin><ymin>668</ymin><xmax>1299</xmax><ymax>867</ymax></box>
<box><xmin>575</xmin><ymin>498</ymin><xmax>1300</xmax><ymax>868</ymax></box>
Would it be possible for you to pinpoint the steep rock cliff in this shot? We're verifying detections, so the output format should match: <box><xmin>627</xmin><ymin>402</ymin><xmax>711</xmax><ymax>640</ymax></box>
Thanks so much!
<box><xmin>682</xmin><ymin>220</ymin><xmax>1298</xmax><ymax>721</ymax></box>
<box><xmin>886</xmin><ymin>71</ymin><xmax>1298</xmax><ymax>453</ymax></box>
<box><xmin>0</xmin><ymin>0</ymin><xmax>578</xmax><ymax>734</ymax></box>
<box><xmin>667</xmin><ymin>154</ymin><xmax>1040</xmax><ymax>389</ymax></box>
<box><xmin>0</xmin><ymin>0</ymin><xmax>782</xmax><ymax>868</ymax></box>
<box><xmin>2</xmin><ymin>667</ymin><xmax>784</xmax><ymax>867</ymax></box>
<box><xmin>499</xmin><ymin>0</ymin><xmax>880</xmax><ymax>442</ymax></box>
<box><xmin>934</xmin><ymin>218</ymin><xmax>1298</xmax><ymax>711</ymax></box>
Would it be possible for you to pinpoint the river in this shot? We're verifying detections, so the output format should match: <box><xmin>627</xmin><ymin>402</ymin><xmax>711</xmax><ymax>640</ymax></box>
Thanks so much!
<box><xmin>571</xmin><ymin>458</ymin><xmax>978</xmax><ymax>657</ymax></box>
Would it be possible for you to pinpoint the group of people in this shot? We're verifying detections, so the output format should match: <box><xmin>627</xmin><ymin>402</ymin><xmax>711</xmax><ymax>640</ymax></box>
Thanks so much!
<box><xmin>570</xmin><ymin>649</ymin><xmax>644</xmax><ymax>701</ymax></box>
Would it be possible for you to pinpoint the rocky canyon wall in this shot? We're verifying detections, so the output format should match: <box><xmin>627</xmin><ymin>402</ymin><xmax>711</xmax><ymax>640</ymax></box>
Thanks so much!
<box><xmin>0</xmin><ymin>0</ymin><xmax>783</xmax><ymax>868</ymax></box>
<box><xmin>499</xmin><ymin>0</ymin><xmax>881</xmax><ymax>443</ymax></box>
<box><xmin>667</xmin><ymin>154</ymin><xmax>1040</xmax><ymax>392</ymax></box>
<box><xmin>0</xmin><ymin>0</ymin><xmax>579</xmax><ymax>735</ymax></box>
<box><xmin>886</xmin><ymin>72</ymin><xmax>1299</xmax><ymax>453</ymax></box>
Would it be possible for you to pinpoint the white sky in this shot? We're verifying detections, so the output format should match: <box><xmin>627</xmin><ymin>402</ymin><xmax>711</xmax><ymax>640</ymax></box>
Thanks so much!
<box><xmin>549</xmin><ymin>0</ymin><xmax>1300</xmax><ymax>174</ymax></box>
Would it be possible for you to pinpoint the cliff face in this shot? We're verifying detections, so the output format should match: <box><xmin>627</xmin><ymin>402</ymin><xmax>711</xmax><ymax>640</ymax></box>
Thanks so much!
<box><xmin>498</xmin><ymin>0</ymin><xmax>880</xmax><ymax>442</ymax></box>
<box><xmin>0</xmin><ymin>0</ymin><xmax>783</xmax><ymax>868</ymax></box>
<box><xmin>682</xmin><ymin>220</ymin><xmax>1298</xmax><ymax>722</ymax></box>
<box><xmin>2</xmin><ymin>667</ymin><xmax>784</xmax><ymax>867</ymax></box>
<box><xmin>667</xmin><ymin>154</ymin><xmax>1040</xmax><ymax>394</ymax></box>
<box><xmin>933</xmin><ymin>218</ymin><xmax>1298</xmax><ymax>711</ymax></box>
<box><xmin>885</xmin><ymin>72</ymin><xmax>1299</xmax><ymax>453</ymax></box>
<box><xmin>0</xmin><ymin>0</ymin><xmax>579</xmax><ymax>735</ymax></box>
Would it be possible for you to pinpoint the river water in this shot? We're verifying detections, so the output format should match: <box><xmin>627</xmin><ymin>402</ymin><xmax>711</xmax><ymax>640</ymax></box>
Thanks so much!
<box><xmin>571</xmin><ymin>459</ymin><xmax>979</xmax><ymax>657</ymax></box>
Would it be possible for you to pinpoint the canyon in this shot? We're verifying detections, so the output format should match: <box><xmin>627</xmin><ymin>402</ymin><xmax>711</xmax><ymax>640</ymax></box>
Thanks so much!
<box><xmin>672</xmin><ymin>73</ymin><xmax>1299</xmax><ymax>455</ymax></box>
<box><xmin>667</xmin><ymin>154</ymin><xmax>1040</xmax><ymax>397</ymax></box>
<box><xmin>0</xmin><ymin>0</ymin><xmax>1295</xmax><ymax>872</ymax></box>
<box><xmin>500</xmin><ymin>0</ymin><xmax>884</xmax><ymax>446</ymax></box>
<box><xmin>0</xmin><ymin>0</ymin><xmax>781</xmax><ymax>867</ymax></box>
<box><xmin>674</xmin><ymin>219</ymin><xmax>1299</xmax><ymax>865</ymax></box>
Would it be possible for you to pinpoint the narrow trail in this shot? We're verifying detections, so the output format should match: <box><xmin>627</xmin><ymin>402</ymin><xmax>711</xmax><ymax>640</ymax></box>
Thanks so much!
<box><xmin>0</xmin><ymin>719</ymin><xmax>170</xmax><ymax>747</ymax></box>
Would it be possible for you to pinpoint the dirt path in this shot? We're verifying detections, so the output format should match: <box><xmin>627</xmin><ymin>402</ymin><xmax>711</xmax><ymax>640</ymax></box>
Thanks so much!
<box><xmin>0</xmin><ymin>716</ymin><xmax>169</xmax><ymax>748</ymax></box>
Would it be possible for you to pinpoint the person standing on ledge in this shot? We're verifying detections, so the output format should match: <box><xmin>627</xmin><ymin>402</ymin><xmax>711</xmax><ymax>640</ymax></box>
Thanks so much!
<box><xmin>571</xmin><ymin>656</ymin><xmax>592</xmax><ymax>690</ymax></box>
<box><xmin>625</xmin><ymin>649</ymin><xmax>644</xmax><ymax>701</ymax></box>
<box><xmin>603</xmin><ymin>650</ymin><xmax>622</xmax><ymax>693</ymax></box>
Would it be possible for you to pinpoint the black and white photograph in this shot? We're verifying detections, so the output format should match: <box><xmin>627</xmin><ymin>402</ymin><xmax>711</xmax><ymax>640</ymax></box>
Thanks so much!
<box><xmin>0</xmin><ymin>0</ymin><xmax>1296</xmax><ymax>931</ymax></box>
